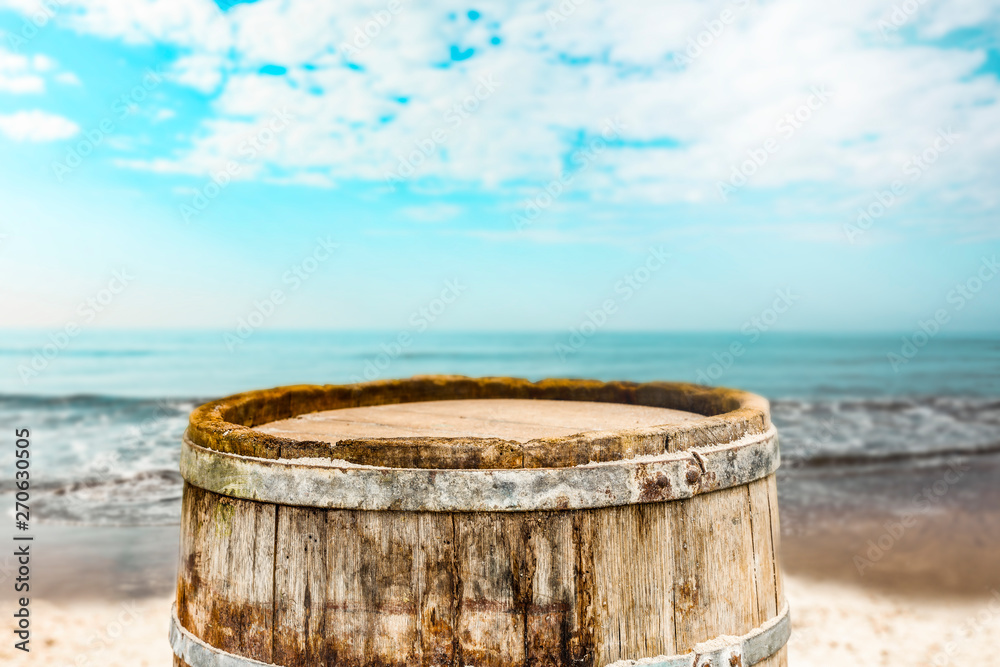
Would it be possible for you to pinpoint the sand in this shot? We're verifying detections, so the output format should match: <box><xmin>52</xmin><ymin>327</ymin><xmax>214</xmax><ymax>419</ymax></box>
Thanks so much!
<box><xmin>0</xmin><ymin>596</ymin><xmax>171</xmax><ymax>667</ymax></box>
<box><xmin>0</xmin><ymin>575</ymin><xmax>997</xmax><ymax>666</ymax></box>
<box><xmin>786</xmin><ymin>577</ymin><xmax>1000</xmax><ymax>666</ymax></box>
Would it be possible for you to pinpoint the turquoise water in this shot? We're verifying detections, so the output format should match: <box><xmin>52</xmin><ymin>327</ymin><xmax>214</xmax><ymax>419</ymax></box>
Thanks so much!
<box><xmin>0</xmin><ymin>330</ymin><xmax>997</xmax><ymax>526</ymax></box>
<box><xmin>2</xmin><ymin>330</ymin><xmax>998</xmax><ymax>398</ymax></box>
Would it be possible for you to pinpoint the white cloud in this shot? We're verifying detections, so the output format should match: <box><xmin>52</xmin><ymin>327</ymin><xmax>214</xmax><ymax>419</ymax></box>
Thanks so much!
<box><xmin>0</xmin><ymin>44</ymin><xmax>83</xmax><ymax>141</ymax></box>
<box><xmin>3</xmin><ymin>0</ymin><xmax>999</xmax><ymax>222</ymax></box>
<box><xmin>170</xmin><ymin>53</ymin><xmax>225</xmax><ymax>93</ymax></box>
<box><xmin>0</xmin><ymin>47</ymin><xmax>44</xmax><ymax>93</ymax></box>
<box><xmin>55</xmin><ymin>71</ymin><xmax>81</xmax><ymax>85</ymax></box>
<box><xmin>0</xmin><ymin>109</ymin><xmax>79</xmax><ymax>141</ymax></box>
<box><xmin>400</xmin><ymin>203</ymin><xmax>463</xmax><ymax>222</ymax></box>
<box><xmin>0</xmin><ymin>45</ymin><xmax>81</xmax><ymax>92</ymax></box>
<box><xmin>0</xmin><ymin>72</ymin><xmax>43</xmax><ymax>93</ymax></box>
<box><xmin>31</xmin><ymin>54</ymin><xmax>56</xmax><ymax>71</ymax></box>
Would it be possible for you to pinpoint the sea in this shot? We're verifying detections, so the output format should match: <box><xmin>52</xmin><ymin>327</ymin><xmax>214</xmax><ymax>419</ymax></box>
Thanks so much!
<box><xmin>0</xmin><ymin>330</ymin><xmax>997</xmax><ymax>527</ymax></box>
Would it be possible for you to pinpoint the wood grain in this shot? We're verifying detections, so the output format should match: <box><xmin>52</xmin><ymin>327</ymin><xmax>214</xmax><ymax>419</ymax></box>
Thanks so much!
<box><xmin>670</xmin><ymin>486</ymin><xmax>759</xmax><ymax>654</ymax></box>
<box><xmin>523</xmin><ymin>512</ymin><xmax>574</xmax><ymax>666</ymax></box>
<box><xmin>453</xmin><ymin>512</ymin><xmax>526</xmax><ymax>666</ymax></box>
<box><xmin>324</xmin><ymin>510</ymin><xmax>423</xmax><ymax>666</ymax></box>
<box><xmin>274</xmin><ymin>506</ymin><xmax>328</xmax><ymax>666</ymax></box>
<box><xmin>766</xmin><ymin>473</ymin><xmax>788</xmax><ymax>667</ymax></box>
<box><xmin>589</xmin><ymin>503</ymin><xmax>677</xmax><ymax>664</ymax></box>
<box><xmin>257</xmin><ymin>399</ymin><xmax>700</xmax><ymax>445</ymax></box>
<box><xmin>174</xmin><ymin>482</ymin><xmax>275</xmax><ymax>663</ymax></box>
<box><xmin>176</xmin><ymin>491</ymin><xmax>787</xmax><ymax>667</ymax></box>
<box><xmin>747</xmin><ymin>478</ymin><xmax>779</xmax><ymax>623</ymax></box>
<box><xmin>416</xmin><ymin>513</ymin><xmax>457</xmax><ymax>667</ymax></box>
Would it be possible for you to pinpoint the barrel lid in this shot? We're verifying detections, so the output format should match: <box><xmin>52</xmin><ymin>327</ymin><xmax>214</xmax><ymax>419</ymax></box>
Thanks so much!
<box><xmin>256</xmin><ymin>399</ymin><xmax>703</xmax><ymax>443</ymax></box>
<box><xmin>186</xmin><ymin>375</ymin><xmax>771</xmax><ymax>469</ymax></box>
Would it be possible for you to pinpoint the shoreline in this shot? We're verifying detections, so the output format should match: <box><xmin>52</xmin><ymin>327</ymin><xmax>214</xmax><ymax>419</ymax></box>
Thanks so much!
<box><xmin>18</xmin><ymin>524</ymin><xmax>178</xmax><ymax>601</ymax></box>
<box><xmin>778</xmin><ymin>451</ymin><xmax>1000</xmax><ymax>595</ymax></box>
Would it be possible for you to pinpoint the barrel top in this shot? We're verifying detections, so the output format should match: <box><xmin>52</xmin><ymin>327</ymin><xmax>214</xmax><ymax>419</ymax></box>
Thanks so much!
<box><xmin>254</xmin><ymin>398</ymin><xmax>704</xmax><ymax>445</ymax></box>
<box><xmin>185</xmin><ymin>375</ymin><xmax>771</xmax><ymax>468</ymax></box>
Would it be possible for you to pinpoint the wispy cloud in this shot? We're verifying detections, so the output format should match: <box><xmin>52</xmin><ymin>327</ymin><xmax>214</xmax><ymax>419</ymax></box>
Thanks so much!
<box><xmin>0</xmin><ymin>46</ymin><xmax>45</xmax><ymax>93</ymax></box>
<box><xmin>0</xmin><ymin>45</ymin><xmax>81</xmax><ymax>92</ymax></box>
<box><xmin>54</xmin><ymin>71</ymin><xmax>81</xmax><ymax>85</ymax></box>
<box><xmin>400</xmin><ymin>203</ymin><xmax>463</xmax><ymax>223</ymax></box>
<box><xmin>0</xmin><ymin>109</ymin><xmax>79</xmax><ymax>141</ymax></box>
<box><xmin>1</xmin><ymin>0</ymin><xmax>998</xmax><ymax>231</ymax></box>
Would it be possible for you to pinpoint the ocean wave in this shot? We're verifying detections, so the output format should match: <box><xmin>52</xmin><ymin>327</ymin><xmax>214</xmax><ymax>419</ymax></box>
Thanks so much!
<box><xmin>772</xmin><ymin>396</ymin><xmax>1000</xmax><ymax>466</ymax></box>
<box><xmin>782</xmin><ymin>441</ymin><xmax>1000</xmax><ymax>468</ymax></box>
<box><xmin>1</xmin><ymin>470</ymin><xmax>184</xmax><ymax>526</ymax></box>
<box><xmin>2</xmin><ymin>392</ymin><xmax>998</xmax><ymax>525</ymax></box>
<box><xmin>45</xmin><ymin>469</ymin><xmax>183</xmax><ymax>495</ymax></box>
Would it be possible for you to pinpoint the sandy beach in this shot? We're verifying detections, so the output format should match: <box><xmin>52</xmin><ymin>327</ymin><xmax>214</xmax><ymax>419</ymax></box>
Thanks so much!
<box><xmin>2</xmin><ymin>574</ymin><xmax>998</xmax><ymax>666</ymax></box>
<box><xmin>3</xmin><ymin>481</ymin><xmax>999</xmax><ymax>667</ymax></box>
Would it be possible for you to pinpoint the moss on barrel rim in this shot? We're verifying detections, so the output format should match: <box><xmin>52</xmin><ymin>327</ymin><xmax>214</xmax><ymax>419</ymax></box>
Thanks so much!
<box><xmin>185</xmin><ymin>375</ymin><xmax>771</xmax><ymax>468</ymax></box>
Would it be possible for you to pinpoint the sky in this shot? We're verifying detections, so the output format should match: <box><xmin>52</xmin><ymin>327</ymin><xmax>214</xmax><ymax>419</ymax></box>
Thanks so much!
<box><xmin>0</xmin><ymin>0</ymin><xmax>998</xmax><ymax>333</ymax></box>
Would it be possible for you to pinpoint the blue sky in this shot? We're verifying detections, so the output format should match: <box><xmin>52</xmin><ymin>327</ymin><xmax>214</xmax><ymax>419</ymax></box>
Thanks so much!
<box><xmin>0</xmin><ymin>0</ymin><xmax>998</xmax><ymax>332</ymax></box>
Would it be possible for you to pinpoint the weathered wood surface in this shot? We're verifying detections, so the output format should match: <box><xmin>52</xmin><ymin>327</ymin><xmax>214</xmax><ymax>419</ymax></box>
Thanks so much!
<box><xmin>174</xmin><ymin>377</ymin><xmax>786</xmax><ymax>667</ymax></box>
<box><xmin>186</xmin><ymin>376</ymin><xmax>771</xmax><ymax>464</ymax></box>
<box><xmin>257</xmin><ymin>398</ymin><xmax>701</xmax><ymax>443</ymax></box>
<box><xmin>257</xmin><ymin>399</ymin><xmax>703</xmax><ymax>469</ymax></box>
<box><xmin>174</xmin><ymin>477</ymin><xmax>785</xmax><ymax>666</ymax></box>
<box><xmin>175</xmin><ymin>482</ymin><xmax>275</xmax><ymax>663</ymax></box>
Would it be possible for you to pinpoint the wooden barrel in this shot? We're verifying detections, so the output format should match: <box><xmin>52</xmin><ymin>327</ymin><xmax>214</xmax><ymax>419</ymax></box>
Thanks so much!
<box><xmin>171</xmin><ymin>376</ymin><xmax>788</xmax><ymax>667</ymax></box>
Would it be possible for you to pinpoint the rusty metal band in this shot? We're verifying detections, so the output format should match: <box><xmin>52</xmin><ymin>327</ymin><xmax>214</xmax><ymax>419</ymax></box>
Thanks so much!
<box><xmin>179</xmin><ymin>426</ymin><xmax>778</xmax><ymax>511</ymax></box>
<box><xmin>170</xmin><ymin>604</ymin><xmax>274</xmax><ymax>667</ymax></box>
<box><xmin>604</xmin><ymin>601</ymin><xmax>791</xmax><ymax>667</ymax></box>
<box><xmin>169</xmin><ymin>601</ymin><xmax>789</xmax><ymax>667</ymax></box>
